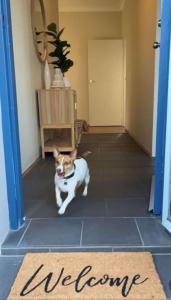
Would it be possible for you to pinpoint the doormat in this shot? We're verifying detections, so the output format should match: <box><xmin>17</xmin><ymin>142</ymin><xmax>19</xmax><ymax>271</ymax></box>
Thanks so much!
<box><xmin>8</xmin><ymin>252</ymin><xmax>166</xmax><ymax>300</ymax></box>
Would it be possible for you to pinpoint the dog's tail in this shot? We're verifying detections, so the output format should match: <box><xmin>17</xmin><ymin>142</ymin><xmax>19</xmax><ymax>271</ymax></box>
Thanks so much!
<box><xmin>81</xmin><ymin>151</ymin><xmax>92</xmax><ymax>158</ymax></box>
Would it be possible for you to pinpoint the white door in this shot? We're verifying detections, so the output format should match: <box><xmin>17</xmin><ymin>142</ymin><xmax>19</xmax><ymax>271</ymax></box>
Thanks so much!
<box><xmin>88</xmin><ymin>40</ymin><xmax>124</xmax><ymax>126</ymax></box>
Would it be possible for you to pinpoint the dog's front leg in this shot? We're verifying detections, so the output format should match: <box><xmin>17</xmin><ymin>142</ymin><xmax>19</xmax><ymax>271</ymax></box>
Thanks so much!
<box><xmin>58</xmin><ymin>192</ymin><xmax>75</xmax><ymax>215</ymax></box>
<box><xmin>55</xmin><ymin>186</ymin><xmax>62</xmax><ymax>208</ymax></box>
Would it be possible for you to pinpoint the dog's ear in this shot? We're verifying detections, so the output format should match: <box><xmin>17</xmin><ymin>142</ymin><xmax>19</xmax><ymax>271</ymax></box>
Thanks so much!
<box><xmin>53</xmin><ymin>148</ymin><xmax>59</xmax><ymax>159</ymax></box>
<box><xmin>70</xmin><ymin>148</ymin><xmax>77</xmax><ymax>160</ymax></box>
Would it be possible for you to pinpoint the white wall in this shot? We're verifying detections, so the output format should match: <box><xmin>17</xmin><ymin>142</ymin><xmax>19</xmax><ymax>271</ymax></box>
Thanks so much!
<box><xmin>10</xmin><ymin>0</ymin><xmax>42</xmax><ymax>172</ymax></box>
<box><xmin>59</xmin><ymin>12</ymin><xmax>122</xmax><ymax>121</ymax></box>
<box><xmin>0</xmin><ymin>104</ymin><xmax>10</xmax><ymax>251</ymax></box>
<box><xmin>122</xmin><ymin>0</ymin><xmax>157</xmax><ymax>155</ymax></box>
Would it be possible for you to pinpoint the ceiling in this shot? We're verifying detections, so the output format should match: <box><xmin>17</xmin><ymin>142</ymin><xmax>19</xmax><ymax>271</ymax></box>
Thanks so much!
<box><xmin>58</xmin><ymin>0</ymin><xmax>125</xmax><ymax>12</ymax></box>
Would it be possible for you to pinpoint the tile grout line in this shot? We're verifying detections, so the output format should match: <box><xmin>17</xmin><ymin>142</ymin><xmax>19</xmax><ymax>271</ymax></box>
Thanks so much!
<box><xmin>80</xmin><ymin>220</ymin><xmax>84</xmax><ymax>246</ymax></box>
<box><xmin>16</xmin><ymin>219</ymin><xmax>32</xmax><ymax>247</ymax></box>
<box><xmin>104</xmin><ymin>198</ymin><xmax>108</xmax><ymax>216</ymax></box>
<box><xmin>134</xmin><ymin>218</ymin><xmax>145</xmax><ymax>247</ymax></box>
<box><xmin>153</xmin><ymin>253</ymin><xmax>171</xmax><ymax>256</ymax></box>
<box><xmin>0</xmin><ymin>255</ymin><xmax>24</xmax><ymax>258</ymax></box>
<box><xmin>3</xmin><ymin>245</ymin><xmax>170</xmax><ymax>249</ymax></box>
<box><xmin>25</xmin><ymin>216</ymin><xmax>157</xmax><ymax>221</ymax></box>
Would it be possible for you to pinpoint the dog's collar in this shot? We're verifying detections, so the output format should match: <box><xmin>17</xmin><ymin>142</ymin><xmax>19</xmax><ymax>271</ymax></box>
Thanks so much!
<box><xmin>63</xmin><ymin>164</ymin><xmax>76</xmax><ymax>180</ymax></box>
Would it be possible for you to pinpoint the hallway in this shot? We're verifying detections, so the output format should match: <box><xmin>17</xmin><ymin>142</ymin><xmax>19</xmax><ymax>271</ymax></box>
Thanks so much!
<box><xmin>2</xmin><ymin>133</ymin><xmax>171</xmax><ymax>254</ymax></box>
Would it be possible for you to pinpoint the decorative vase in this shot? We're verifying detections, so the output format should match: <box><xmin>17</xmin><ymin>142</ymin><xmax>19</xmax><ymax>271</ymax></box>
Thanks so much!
<box><xmin>51</xmin><ymin>68</ymin><xmax>65</xmax><ymax>88</ymax></box>
<box><xmin>63</xmin><ymin>76</ymin><xmax>71</xmax><ymax>88</ymax></box>
<box><xmin>44</xmin><ymin>60</ymin><xmax>51</xmax><ymax>90</ymax></box>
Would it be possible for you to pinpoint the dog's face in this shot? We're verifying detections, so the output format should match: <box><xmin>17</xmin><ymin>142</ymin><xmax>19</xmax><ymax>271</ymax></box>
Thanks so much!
<box><xmin>53</xmin><ymin>149</ymin><xmax>77</xmax><ymax>177</ymax></box>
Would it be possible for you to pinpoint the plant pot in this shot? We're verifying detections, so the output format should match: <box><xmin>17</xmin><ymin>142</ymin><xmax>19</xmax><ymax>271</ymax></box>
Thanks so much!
<box><xmin>63</xmin><ymin>76</ymin><xmax>71</xmax><ymax>88</ymax></box>
<box><xmin>44</xmin><ymin>60</ymin><xmax>51</xmax><ymax>89</ymax></box>
<box><xmin>51</xmin><ymin>68</ymin><xmax>65</xmax><ymax>88</ymax></box>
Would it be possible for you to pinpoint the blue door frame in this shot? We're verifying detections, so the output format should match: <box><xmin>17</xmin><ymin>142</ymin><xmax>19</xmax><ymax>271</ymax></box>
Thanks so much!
<box><xmin>0</xmin><ymin>0</ymin><xmax>24</xmax><ymax>229</ymax></box>
<box><xmin>0</xmin><ymin>0</ymin><xmax>171</xmax><ymax>229</ymax></box>
<box><xmin>154</xmin><ymin>0</ymin><xmax>171</xmax><ymax>214</ymax></box>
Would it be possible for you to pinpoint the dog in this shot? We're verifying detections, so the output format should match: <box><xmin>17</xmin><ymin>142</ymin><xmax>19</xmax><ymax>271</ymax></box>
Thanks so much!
<box><xmin>54</xmin><ymin>148</ymin><xmax>90</xmax><ymax>215</ymax></box>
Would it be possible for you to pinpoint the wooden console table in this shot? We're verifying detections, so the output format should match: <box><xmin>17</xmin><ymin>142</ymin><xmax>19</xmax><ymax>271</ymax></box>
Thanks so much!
<box><xmin>37</xmin><ymin>88</ymin><xmax>77</xmax><ymax>158</ymax></box>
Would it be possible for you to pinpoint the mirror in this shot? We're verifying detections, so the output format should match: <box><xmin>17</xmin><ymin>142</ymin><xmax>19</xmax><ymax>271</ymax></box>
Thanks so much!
<box><xmin>31</xmin><ymin>0</ymin><xmax>47</xmax><ymax>62</ymax></box>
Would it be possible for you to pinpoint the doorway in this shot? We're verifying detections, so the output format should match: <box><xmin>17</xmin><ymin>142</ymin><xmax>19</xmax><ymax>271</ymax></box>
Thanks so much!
<box><xmin>2</xmin><ymin>0</ymin><xmax>171</xmax><ymax>253</ymax></box>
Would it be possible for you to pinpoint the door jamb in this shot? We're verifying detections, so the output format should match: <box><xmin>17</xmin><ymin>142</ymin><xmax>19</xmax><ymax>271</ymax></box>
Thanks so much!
<box><xmin>152</xmin><ymin>0</ymin><xmax>162</xmax><ymax>157</ymax></box>
<box><xmin>0</xmin><ymin>0</ymin><xmax>24</xmax><ymax>230</ymax></box>
<box><xmin>162</xmin><ymin>37</ymin><xmax>171</xmax><ymax>232</ymax></box>
<box><xmin>154</xmin><ymin>0</ymin><xmax>171</xmax><ymax>214</ymax></box>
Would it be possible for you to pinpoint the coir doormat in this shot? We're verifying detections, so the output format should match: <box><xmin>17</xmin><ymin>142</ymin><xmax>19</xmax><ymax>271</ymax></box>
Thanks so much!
<box><xmin>8</xmin><ymin>252</ymin><xmax>166</xmax><ymax>300</ymax></box>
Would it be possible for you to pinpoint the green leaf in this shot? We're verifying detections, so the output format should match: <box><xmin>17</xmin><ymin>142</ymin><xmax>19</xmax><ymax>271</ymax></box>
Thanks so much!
<box><xmin>46</xmin><ymin>31</ymin><xmax>57</xmax><ymax>38</ymax></box>
<box><xmin>56</xmin><ymin>28</ymin><xmax>65</xmax><ymax>40</ymax></box>
<box><xmin>47</xmin><ymin>22</ymin><xmax>57</xmax><ymax>33</ymax></box>
<box><xmin>59</xmin><ymin>40</ymin><xmax>70</xmax><ymax>48</ymax></box>
<box><xmin>49</xmin><ymin>52</ymin><xmax>57</xmax><ymax>57</ymax></box>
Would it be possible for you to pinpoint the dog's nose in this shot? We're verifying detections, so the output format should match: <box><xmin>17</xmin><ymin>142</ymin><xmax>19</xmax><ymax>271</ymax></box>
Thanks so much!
<box><xmin>56</xmin><ymin>167</ymin><xmax>63</xmax><ymax>175</ymax></box>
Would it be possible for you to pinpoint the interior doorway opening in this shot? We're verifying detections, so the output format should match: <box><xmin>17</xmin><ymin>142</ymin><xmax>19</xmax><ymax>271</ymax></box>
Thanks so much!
<box><xmin>4</xmin><ymin>0</ymin><xmax>171</xmax><ymax>255</ymax></box>
<box><xmin>16</xmin><ymin>0</ymin><xmax>161</xmax><ymax>222</ymax></box>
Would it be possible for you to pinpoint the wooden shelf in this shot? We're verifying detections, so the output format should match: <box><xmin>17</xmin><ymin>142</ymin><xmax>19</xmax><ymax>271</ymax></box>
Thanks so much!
<box><xmin>37</xmin><ymin>89</ymin><xmax>77</xmax><ymax>158</ymax></box>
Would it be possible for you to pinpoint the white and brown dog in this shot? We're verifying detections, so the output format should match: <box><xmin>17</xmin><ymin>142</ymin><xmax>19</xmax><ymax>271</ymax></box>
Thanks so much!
<box><xmin>53</xmin><ymin>148</ymin><xmax>90</xmax><ymax>215</ymax></box>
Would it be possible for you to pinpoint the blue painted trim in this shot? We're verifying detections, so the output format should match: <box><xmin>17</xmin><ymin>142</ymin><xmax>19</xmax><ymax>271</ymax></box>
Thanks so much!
<box><xmin>0</xmin><ymin>0</ymin><xmax>24</xmax><ymax>229</ymax></box>
<box><xmin>154</xmin><ymin>0</ymin><xmax>171</xmax><ymax>214</ymax></box>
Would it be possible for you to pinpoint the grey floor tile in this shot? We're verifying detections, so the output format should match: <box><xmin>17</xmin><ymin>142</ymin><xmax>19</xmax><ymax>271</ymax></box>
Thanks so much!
<box><xmin>102</xmin><ymin>159</ymin><xmax>153</xmax><ymax>168</ymax></box>
<box><xmin>24</xmin><ymin>177</ymin><xmax>54</xmax><ymax>202</ymax></box>
<box><xmin>60</xmin><ymin>196</ymin><xmax>106</xmax><ymax>217</ymax></box>
<box><xmin>78</xmin><ymin>143</ymin><xmax>100</xmax><ymax>155</ymax></box>
<box><xmin>99</xmin><ymin>152</ymin><xmax>151</xmax><ymax>162</ymax></box>
<box><xmin>104</xmin><ymin>167</ymin><xmax>153</xmax><ymax>178</ymax></box>
<box><xmin>82</xmin><ymin>218</ymin><xmax>142</xmax><ymax>246</ymax></box>
<box><xmin>105</xmin><ymin>197</ymin><xmax>152</xmax><ymax>217</ymax></box>
<box><xmin>102</xmin><ymin>180</ymin><xmax>151</xmax><ymax>198</ymax></box>
<box><xmin>19</xmin><ymin>218</ymin><xmax>82</xmax><ymax>247</ymax></box>
<box><xmin>88</xmin><ymin>167</ymin><xmax>103</xmax><ymax>180</ymax></box>
<box><xmin>0</xmin><ymin>256</ymin><xmax>23</xmax><ymax>299</ymax></box>
<box><xmin>2</xmin><ymin>220</ymin><xmax>30</xmax><ymax>248</ymax></box>
<box><xmin>85</xmin><ymin>183</ymin><xmax>105</xmax><ymax>198</ymax></box>
<box><xmin>153</xmin><ymin>255</ymin><xmax>171</xmax><ymax>299</ymax></box>
<box><xmin>25</xmin><ymin>197</ymin><xmax>58</xmax><ymax>218</ymax></box>
<box><xmin>143</xmin><ymin>246</ymin><xmax>171</xmax><ymax>254</ymax></box>
<box><xmin>137</xmin><ymin>218</ymin><xmax>171</xmax><ymax>246</ymax></box>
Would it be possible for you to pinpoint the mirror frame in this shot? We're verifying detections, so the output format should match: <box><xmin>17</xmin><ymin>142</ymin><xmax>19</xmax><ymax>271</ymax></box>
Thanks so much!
<box><xmin>31</xmin><ymin>0</ymin><xmax>47</xmax><ymax>63</ymax></box>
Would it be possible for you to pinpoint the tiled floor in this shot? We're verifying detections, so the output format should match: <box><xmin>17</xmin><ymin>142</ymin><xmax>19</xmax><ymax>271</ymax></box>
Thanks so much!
<box><xmin>2</xmin><ymin>133</ymin><xmax>171</xmax><ymax>255</ymax></box>
<box><xmin>1</xmin><ymin>133</ymin><xmax>171</xmax><ymax>299</ymax></box>
<box><xmin>0</xmin><ymin>254</ymin><xmax>171</xmax><ymax>300</ymax></box>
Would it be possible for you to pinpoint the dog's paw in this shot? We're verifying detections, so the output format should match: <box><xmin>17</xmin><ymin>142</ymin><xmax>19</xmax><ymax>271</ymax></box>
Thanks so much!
<box><xmin>82</xmin><ymin>189</ymin><xmax>88</xmax><ymax>197</ymax></box>
<box><xmin>58</xmin><ymin>207</ymin><xmax>65</xmax><ymax>215</ymax></box>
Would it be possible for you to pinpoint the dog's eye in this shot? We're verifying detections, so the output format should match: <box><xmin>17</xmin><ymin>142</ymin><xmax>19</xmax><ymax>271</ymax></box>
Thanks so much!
<box><xmin>55</xmin><ymin>161</ymin><xmax>59</xmax><ymax>166</ymax></box>
<box><xmin>64</xmin><ymin>161</ymin><xmax>70</xmax><ymax>166</ymax></box>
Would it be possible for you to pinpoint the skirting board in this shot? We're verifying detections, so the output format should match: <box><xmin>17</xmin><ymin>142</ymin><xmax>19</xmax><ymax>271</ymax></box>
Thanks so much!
<box><xmin>125</xmin><ymin>129</ymin><xmax>154</xmax><ymax>211</ymax></box>
<box><xmin>125</xmin><ymin>128</ymin><xmax>152</xmax><ymax>157</ymax></box>
<box><xmin>22</xmin><ymin>157</ymin><xmax>41</xmax><ymax>177</ymax></box>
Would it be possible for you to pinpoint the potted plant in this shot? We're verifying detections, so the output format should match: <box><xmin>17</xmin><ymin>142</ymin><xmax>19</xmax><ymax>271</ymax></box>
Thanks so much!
<box><xmin>46</xmin><ymin>22</ymin><xmax>74</xmax><ymax>87</ymax></box>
